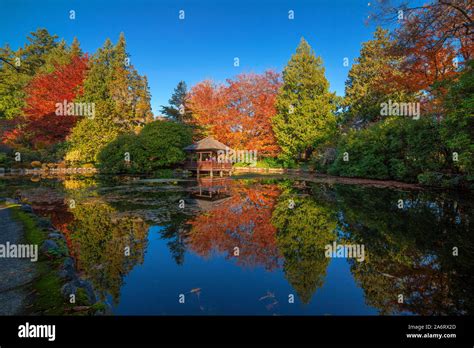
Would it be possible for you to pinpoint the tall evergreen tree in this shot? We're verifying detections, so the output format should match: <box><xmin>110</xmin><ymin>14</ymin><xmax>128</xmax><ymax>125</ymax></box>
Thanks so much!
<box><xmin>0</xmin><ymin>45</ymin><xmax>29</xmax><ymax>120</ymax></box>
<box><xmin>272</xmin><ymin>38</ymin><xmax>336</xmax><ymax>161</ymax></box>
<box><xmin>66</xmin><ymin>36</ymin><xmax>123</xmax><ymax>163</ymax></box>
<box><xmin>160</xmin><ymin>81</ymin><xmax>191</xmax><ymax>123</ymax></box>
<box><xmin>78</xmin><ymin>38</ymin><xmax>115</xmax><ymax>119</ymax></box>
<box><xmin>343</xmin><ymin>27</ymin><xmax>410</xmax><ymax>127</ymax></box>
<box><xmin>20</xmin><ymin>28</ymin><xmax>59</xmax><ymax>75</ymax></box>
<box><xmin>0</xmin><ymin>29</ymin><xmax>59</xmax><ymax>120</ymax></box>
<box><xmin>70</xmin><ymin>37</ymin><xmax>82</xmax><ymax>57</ymax></box>
<box><xmin>110</xmin><ymin>33</ymin><xmax>134</xmax><ymax>123</ymax></box>
<box><xmin>67</xmin><ymin>33</ymin><xmax>153</xmax><ymax>163</ymax></box>
<box><xmin>76</xmin><ymin>33</ymin><xmax>152</xmax><ymax>126</ymax></box>
<box><xmin>135</xmin><ymin>75</ymin><xmax>154</xmax><ymax>124</ymax></box>
<box><xmin>38</xmin><ymin>39</ymin><xmax>71</xmax><ymax>74</ymax></box>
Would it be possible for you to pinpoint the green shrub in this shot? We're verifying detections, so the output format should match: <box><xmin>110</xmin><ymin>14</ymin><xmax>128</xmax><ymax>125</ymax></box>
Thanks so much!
<box><xmin>417</xmin><ymin>172</ymin><xmax>444</xmax><ymax>186</ymax></box>
<box><xmin>233</xmin><ymin>162</ymin><xmax>250</xmax><ymax>167</ymax></box>
<box><xmin>417</xmin><ymin>172</ymin><xmax>467</xmax><ymax>188</ymax></box>
<box><xmin>329</xmin><ymin>117</ymin><xmax>446</xmax><ymax>182</ymax></box>
<box><xmin>236</xmin><ymin>157</ymin><xmax>298</xmax><ymax>169</ymax></box>
<box><xmin>0</xmin><ymin>152</ymin><xmax>8</xmax><ymax>166</ymax></box>
<box><xmin>139</xmin><ymin>120</ymin><xmax>193</xmax><ymax>168</ymax></box>
<box><xmin>66</xmin><ymin>118</ymin><xmax>122</xmax><ymax>164</ymax></box>
<box><xmin>439</xmin><ymin>60</ymin><xmax>474</xmax><ymax>179</ymax></box>
<box><xmin>98</xmin><ymin>121</ymin><xmax>193</xmax><ymax>174</ymax></box>
<box><xmin>10</xmin><ymin>142</ymin><xmax>70</xmax><ymax>166</ymax></box>
<box><xmin>256</xmin><ymin>157</ymin><xmax>288</xmax><ymax>169</ymax></box>
<box><xmin>97</xmin><ymin>133</ymin><xmax>144</xmax><ymax>174</ymax></box>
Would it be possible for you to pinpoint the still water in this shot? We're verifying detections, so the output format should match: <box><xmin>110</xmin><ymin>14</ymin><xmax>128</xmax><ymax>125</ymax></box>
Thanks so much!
<box><xmin>1</xmin><ymin>175</ymin><xmax>472</xmax><ymax>315</ymax></box>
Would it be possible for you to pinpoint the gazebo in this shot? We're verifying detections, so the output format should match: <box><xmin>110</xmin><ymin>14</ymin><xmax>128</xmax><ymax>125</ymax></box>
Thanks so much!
<box><xmin>183</xmin><ymin>136</ymin><xmax>233</xmax><ymax>177</ymax></box>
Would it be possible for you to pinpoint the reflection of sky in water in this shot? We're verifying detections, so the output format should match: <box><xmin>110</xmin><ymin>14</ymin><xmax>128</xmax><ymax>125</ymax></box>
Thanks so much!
<box><xmin>113</xmin><ymin>226</ymin><xmax>378</xmax><ymax>315</ymax></box>
<box><xmin>2</xmin><ymin>177</ymin><xmax>472</xmax><ymax>315</ymax></box>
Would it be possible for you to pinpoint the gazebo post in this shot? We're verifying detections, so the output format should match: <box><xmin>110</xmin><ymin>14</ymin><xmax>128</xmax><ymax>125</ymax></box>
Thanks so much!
<box><xmin>197</xmin><ymin>152</ymin><xmax>202</xmax><ymax>177</ymax></box>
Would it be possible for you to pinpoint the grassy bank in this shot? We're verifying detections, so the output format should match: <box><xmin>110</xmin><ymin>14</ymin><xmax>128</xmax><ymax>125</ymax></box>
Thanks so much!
<box><xmin>5</xmin><ymin>202</ymin><xmax>97</xmax><ymax>315</ymax></box>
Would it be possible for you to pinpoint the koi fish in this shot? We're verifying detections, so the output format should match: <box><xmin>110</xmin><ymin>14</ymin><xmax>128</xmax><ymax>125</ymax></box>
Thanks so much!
<box><xmin>259</xmin><ymin>291</ymin><xmax>275</xmax><ymax>301</ymax></box>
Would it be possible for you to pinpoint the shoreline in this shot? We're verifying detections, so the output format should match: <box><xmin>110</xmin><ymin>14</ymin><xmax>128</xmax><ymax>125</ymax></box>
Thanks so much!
<box><xmin>0</xmin><ymin>199</ymin><xmax>107</xmax><ymax>316</ymax></box>
<box><xmin>2</xmin><ymin>168</ymin><xmax>471</xmax><ymax>191</ymax></box>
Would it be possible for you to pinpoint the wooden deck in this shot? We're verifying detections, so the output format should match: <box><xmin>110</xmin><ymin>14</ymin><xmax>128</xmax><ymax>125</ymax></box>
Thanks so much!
<box><xmin>184</xmin><ymin>160</ymin><xmax>232</xmax><ymax>176</ymax></box>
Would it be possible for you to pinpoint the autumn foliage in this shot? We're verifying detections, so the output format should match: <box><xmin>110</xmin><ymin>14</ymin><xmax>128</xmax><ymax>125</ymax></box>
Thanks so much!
<box><xmin>187</xmin><ymin>71</ymin><xmax>281</xmax><ymax>157</ymax></box>
<box><xmin>187</xmin><ymin>181</ymin><xmax>282</xmax><ymax>270</ymax></box>
<box><xmin>375</xmin><ymin>1</ymin><xmax>473</xmax><ymax>115</ymax></box>
<box><xmin>3</xmin><ymin>55</ymin><xmax>88</xmax><ymax>148</ymax></box>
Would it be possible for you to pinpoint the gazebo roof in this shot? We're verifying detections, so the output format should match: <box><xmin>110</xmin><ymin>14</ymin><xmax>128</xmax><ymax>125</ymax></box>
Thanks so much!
<box><xmin>184</xmin><ymin>136</ymin><xmax>230</xmax><ymax>152</ymax></box>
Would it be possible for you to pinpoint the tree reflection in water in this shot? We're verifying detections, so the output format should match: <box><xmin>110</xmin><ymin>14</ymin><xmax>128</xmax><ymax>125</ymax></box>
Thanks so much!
<box><xmin>187</xmin><ymin>179</ymin><xmax>282</xmax><ymax>271</ymax></box>
<box><xmin>68</xmin><ymin>202</ymin><xmax>148</xmax><ymax>304</ymax></box>
<box><xmin>333</xmin><ymin>185</ymin><xmax>474</xmax><ymax>315</ymax></box>
<box><xmin>272</xmin><ymin>182</ymin><xmax>338</xmax><ymax>304</ymax></box>
<box><xmin>9</xmin><ymin>176</ymin><xmax>471</xmax><ymax>314</ymax></box>
<box><xmin>181</xmin><ymin>179</ymin><xmax>473</xmax><ymax>313</ymax></box>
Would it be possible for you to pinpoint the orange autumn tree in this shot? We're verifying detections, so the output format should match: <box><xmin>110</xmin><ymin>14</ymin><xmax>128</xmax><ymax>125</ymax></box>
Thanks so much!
<box><xmin>380</xmin><ymin>19</ymin><xmax>461</xmax><ymax>116</ymax></box>
<box><xmin>3</xmin><ymin>55</ymin><xmax>88</xmax><ymax>149</ymax></box>
<box><xmin>187</xmin><ymin>181</ymin><xmax>282</xmax><ymax>270</ymax></box>
<box><xmin>372</xmin><ymin>0</ymin><xmax>473</xmax><ymax>115</ymax></box>
<box><xmin>394</xmin><ymin>35</ymin><xmax>458</xmax><ymax>116</ymax></box>
<box><xmin>187</xmin><ymin>71</ymin><xmax>282</xmax><ymax>157</ymax></box>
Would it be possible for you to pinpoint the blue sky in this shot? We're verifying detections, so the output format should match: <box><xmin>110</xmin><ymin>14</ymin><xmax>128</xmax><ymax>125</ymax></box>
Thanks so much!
<box><xmin>1</xmin><ymin>0</ymin><xmax>379</xmax><ymax>115</ymax></box>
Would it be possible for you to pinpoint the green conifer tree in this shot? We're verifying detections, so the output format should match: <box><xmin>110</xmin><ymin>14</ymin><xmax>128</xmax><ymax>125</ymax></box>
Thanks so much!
<box><xmin>272</xmin><ymin>38</ymin><xmax>336</xmax><ymax>161</ymax></box>
<box><xmin>67</xmin><ymin>33</ymin><xmax>153</xmax><ymax>163</ymax></box>
<box><xmin>160</xmin><ymin>81</ymin><xmax>191</xmax><ymax>123</ymax></box>
<box><xmin>343</xmin><ymin>27</ymin><xmax>410</xmax><ymax>127</ymax></box>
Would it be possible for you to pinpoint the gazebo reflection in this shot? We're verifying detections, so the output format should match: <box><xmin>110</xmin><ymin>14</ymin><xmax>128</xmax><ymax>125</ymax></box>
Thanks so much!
<box><xmin>191</xmin><ymin>177</ymin><xmax>233</xmax><ymax>209</ymax></box>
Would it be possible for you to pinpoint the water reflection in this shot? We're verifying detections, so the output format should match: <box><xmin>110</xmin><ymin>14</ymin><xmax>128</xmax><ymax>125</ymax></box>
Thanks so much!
<box><xmin>1</xmin><ymin>175</ymin><xmax>472</xmax><ymax>315</ymax></box>
<box><xmin>187</xmin><ymin>179</ymin><xmax>282</xmax><ymax>270</ymax></box>
<box><xmin>69</xmin><ymin>202</ymin><xmax>148</xmax><ymax>304</ymax></box>
<box><xmin>272</xmin><ymin>183</ymin><xmax>338</xmax><ymax>304</ymax></box>
<box><xmin>335</xmin><ymin>185</ymin><xmax>474</xmax><ymax>315</ymax></box>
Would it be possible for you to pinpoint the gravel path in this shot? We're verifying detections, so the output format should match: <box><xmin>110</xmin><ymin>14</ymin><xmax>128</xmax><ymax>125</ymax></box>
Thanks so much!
<box><xmin>0</xmin><ymin>205</ymin><xmax>37</xmax><ymax>315</ymax></box>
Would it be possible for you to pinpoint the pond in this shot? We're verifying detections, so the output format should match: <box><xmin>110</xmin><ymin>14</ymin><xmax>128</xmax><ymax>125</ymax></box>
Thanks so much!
<box><xmin>1</xmin><ymin>174</ymin><xmax>472</xmax><ymax>315</ymax></box>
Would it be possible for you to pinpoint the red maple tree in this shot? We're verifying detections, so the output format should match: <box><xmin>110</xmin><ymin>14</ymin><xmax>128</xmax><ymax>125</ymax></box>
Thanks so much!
<box><xmin>3</xmin><ymin>55</ymin><xmax>89</xmax><ymax>148</ymax></box>
<box><xmin>187</xmin><ymin>71</ymin><xmax>282</xmax><ymax>157</ymax></box>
